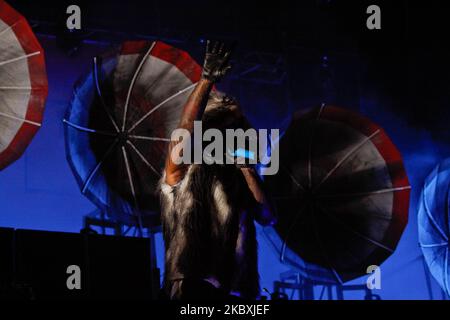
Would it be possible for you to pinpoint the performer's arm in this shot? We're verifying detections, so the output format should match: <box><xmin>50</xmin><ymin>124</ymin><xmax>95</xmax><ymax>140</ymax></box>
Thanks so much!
<box><xmin>164</xmin><ymin>40</ymin><xmax>233</xmax><ymax>186</ymax></box>
<box><xmin>241</xmin><ymin>167</ymin><xmax>277</xmax><ymax>226</ymax></box>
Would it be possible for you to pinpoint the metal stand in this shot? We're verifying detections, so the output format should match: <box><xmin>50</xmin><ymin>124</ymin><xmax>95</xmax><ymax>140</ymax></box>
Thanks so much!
<box><xmin>82</xmin><ymin>209</ymin><xmax>161</xmax><ymax>236</ymax></box>
<box><xmin>273</xmin><ymin>270</ymin><xmax>380</xmax><ymax>300</ymax></box>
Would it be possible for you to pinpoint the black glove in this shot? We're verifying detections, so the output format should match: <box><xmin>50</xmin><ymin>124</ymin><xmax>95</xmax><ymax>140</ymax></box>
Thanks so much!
<box><xmin>201</xmin><ymin>40</ymin><xmax>233</xmax><ymax>82</ymax></box>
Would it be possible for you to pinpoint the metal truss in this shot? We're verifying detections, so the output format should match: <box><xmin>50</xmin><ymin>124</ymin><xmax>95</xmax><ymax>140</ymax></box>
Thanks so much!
<box><xmin>273</xmin><ymin>270</ymin><xmax>381</xmax><ymax>300</ymax></box>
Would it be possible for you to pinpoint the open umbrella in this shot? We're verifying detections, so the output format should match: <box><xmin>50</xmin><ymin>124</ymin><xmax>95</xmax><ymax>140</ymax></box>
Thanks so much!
<box><xmin>64</xmin><ymin>40</ymin><xmax>202</xmax><ymax>228</ymax></box>
<box><xmin>0</xmin><ymin>0</ymin><xmax>48</xmax><ymax>170</ymax></box>
<box><xmin>264</xmin><ymin>105</ymin><xmax>410</xmax><ymax>283</ymax></box>
<box><xmin>418</xmin><ymin>158</ymin><xmax>450</xmax><ymax>296</ymax></box>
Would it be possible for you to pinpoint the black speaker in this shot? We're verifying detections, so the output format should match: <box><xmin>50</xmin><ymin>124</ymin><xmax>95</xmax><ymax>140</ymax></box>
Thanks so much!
<box><xmin>9</xmin><ymin>229</ymin><xmax>154</xmax><ymax>300</ymax></box>
<box><xmin>0</xmin><ymin>228</ymin><xmax>14</xmax><ymax>298</ymax></box>
<box><xmin>14</xmin><ymin>229</ymin><xmax>86</xmax><ymax>300</ymax></box>
<box><xmin>85</xmin><ymin>234</ymin><xmax>153</xmax><ymax>299</ymax></box>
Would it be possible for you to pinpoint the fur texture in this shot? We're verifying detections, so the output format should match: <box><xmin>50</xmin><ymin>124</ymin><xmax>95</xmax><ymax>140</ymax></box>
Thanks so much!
<box><xmin>159</xmin><ymin>163</ymin><xmax>260</xmax><ymax>299</ymax></box>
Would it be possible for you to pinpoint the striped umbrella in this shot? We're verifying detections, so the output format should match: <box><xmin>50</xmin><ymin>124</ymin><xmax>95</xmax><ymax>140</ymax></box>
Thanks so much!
<box><xmin>418</xmin><ymin>158</ymin><xmax>450</xmax><ymax>296</ymax></box>
<box><xmin>0</xmin><ymin>0</ymin><xmax>48</xmax><ymax>170</ymax></box>
<box><xmin>64</xmin><ymin>40</ymin><xmax>201</xmax><ymax>229</ymax></box>
<box><xmin>264</xmin><ymin>105</ymin><xmax>410</xmax><ymax>283</ymax></box>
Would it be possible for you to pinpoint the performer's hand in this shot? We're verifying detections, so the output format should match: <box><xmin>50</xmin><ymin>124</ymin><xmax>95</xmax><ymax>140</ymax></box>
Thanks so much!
<box><xmin>201</xmin><ymin>40</ymin><xmax>233</xmax><ymax>82</ymax></box>
<box><xmin>240</xmin><ymin>167</ymin><xmax>278</xmax><ymax>226</ymax></box>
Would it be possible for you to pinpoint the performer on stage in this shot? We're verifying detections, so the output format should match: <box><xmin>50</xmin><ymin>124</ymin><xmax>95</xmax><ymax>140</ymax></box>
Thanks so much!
<box><xmin>159</xmin><ymin>40</ymin><xmax>276</xmax><ymax>300</ymax></box>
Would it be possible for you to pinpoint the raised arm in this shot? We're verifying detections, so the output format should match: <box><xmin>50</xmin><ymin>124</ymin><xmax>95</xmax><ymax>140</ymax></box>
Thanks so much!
<box><xmin>164</xmin><ymin>40</ymin><xmax>233</xmax><ymax>186</ymax></box>
<box><xmin>241</xmin><ymin>167</ymin><xmax>277</xmax><ymax>226</ymax></box>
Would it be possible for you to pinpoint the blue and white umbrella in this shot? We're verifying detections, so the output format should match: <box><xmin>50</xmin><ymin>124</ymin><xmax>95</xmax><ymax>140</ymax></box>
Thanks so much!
<box><xmin>418</xmin><ymin>158</ymin><xmax>450</xmax><ymax>296</ymax></box>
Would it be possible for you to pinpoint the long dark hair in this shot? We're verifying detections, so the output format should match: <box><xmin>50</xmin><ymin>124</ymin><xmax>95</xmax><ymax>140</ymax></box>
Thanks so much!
<box><xmin>184</xmin><ymin>92</ymin><xmax>253</xmax><ymax>287</ymax></box>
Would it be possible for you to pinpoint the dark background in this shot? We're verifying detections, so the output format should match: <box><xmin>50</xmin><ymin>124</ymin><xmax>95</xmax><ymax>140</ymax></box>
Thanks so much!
<box><xmin>7</xmin><ymin>0</ymin><xmax>450</xmax><ymax>142</ymax></box>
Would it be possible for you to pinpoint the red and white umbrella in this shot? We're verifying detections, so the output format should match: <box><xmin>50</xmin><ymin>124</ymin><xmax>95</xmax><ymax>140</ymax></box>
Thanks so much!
<box><xmin>65</xmin><ymin>40</ymin><xmax>202</xmax><ymax>227</ymax></box>
<box><xmin>0</xmin><ymin>0</ymin><xmax>48</xmax><ymax>170</ymax></box>
<box><xmin>264</xmin><ymin>105</ymin><xmax>411</xmax><ymax>283</ymax></box>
